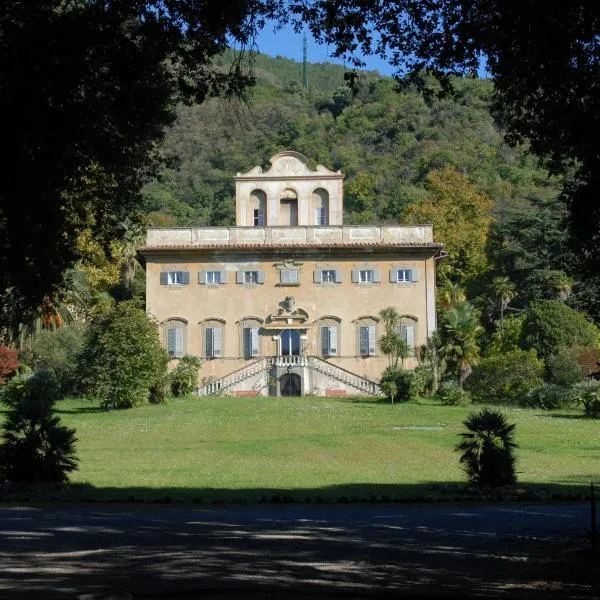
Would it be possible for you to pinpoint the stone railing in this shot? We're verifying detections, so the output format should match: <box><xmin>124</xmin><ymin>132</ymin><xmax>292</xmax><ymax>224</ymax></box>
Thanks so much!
<box><xmin>146</xmin><ymin>225</ymin><xmax>435</xmax><ymax>247</ymax></box>
<box><xmin>197</xmin><ymin>358</ymin><xmax>267</xmax><ymax>396</ymax></box>
<box><xmin>308</xmin><ymin>356</ymin><xmax>381</xmax><ymax>396</ymax></box>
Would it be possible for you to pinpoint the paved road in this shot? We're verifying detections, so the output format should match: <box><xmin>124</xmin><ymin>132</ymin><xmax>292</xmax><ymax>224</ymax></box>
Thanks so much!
<box><xmin>0</xmin><ymin>503</ymin><xmax>597</xmax><ymax>599</ymax></box>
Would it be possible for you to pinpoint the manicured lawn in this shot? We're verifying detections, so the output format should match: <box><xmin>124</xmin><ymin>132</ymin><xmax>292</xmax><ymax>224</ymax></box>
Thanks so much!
<box><xmin>27</xmin><ymin>395</ymin><xmax>598</xmax><ymax>502</ymax></box>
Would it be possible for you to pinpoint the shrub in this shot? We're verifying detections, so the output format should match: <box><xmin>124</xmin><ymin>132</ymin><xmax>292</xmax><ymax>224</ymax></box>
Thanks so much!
<box><xmin>380</xmin><ymin>367</ymin><xmax>415</xmax><ymax>403</ymax></box>
<box><xmin>455</xmin><ymin>408</ymin><xmax>517</xmax><ymax>487</ymax></box>
<box><xmin>438</xmin><ymin>380</ymin><xmax>471</xmax><ymax>406</ymax></box>
<box><xmin>546</xmin><ymin>346</ymin><xmax>586</xmax><ymax>387</ymax></box>
<box><xmin>464</xmin><ymin>349</ymin><xmax>544</xmax><ymax>405</ymax></box>
<box><xmin>520</xmin><ymin>300</ymin><xmax>599</xmax><ymax>360</ymax></box>
<box><xmin>411</xmin><ymin>363</ymin><xmax>435</xmax><ymax>397</ymax></box>
<box><xmin>24</xmin><ymin>323</ymin><xmax>86</xmax><ymax>394</ymax></box>
<box><xmin>523</xmin><ymin>383</ymin><xmax>574</xmax><ymax>410</ymax></box>
<box><xmin>0</xmin><ymin>370</ymin><xmax>78</xmax><ymax>483</ymax></box>
<box><xmin>170</xmin><ymin>355</ymin><xmax>202</xmax><ymax>397</ymax></box>
<box><xmin>570</xmin><ymin>381</ymin><xmax>600</xmax><ymax>418</ymax></box>
<box><xmin>78</xmin><ymin>301</ymin><xmax>168</xmax><ymax>409</ymax></box>
<box><xmin>0</xmin><ymin>345</ymin><xmax>20</xmax><ymax>384</ymax></box>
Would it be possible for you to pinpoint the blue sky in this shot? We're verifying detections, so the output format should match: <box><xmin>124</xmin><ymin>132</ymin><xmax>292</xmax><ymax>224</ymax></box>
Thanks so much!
<box><xmin>253</xmin><ymin>21</ymin><xmax>396</xmax><ymax>76</ymax></box>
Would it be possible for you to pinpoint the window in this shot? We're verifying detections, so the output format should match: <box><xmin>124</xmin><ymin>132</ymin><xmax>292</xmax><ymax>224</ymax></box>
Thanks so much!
<box><xmin>315</xmin><ymin>207</ymin><xmax>327</xmax><ymax>225</ymax></box>
<box><xmin>390</xmin><ymin>268</ymin><xmax>419</xmax><ymax>283</ymax></box>
<box><xmin>199</xmin><ymin>270</ymin><xmax>226</xmax><ymax>285</ymax></box>
<box><xmin>280</xmin><ymin>269</ymin><xmax>299</xmax><ymax>285</ymax></box>
<box><xmin>355</xmin><ymin>317</ymin><xmax>378</xmax><ymax>356</ymax></box>
<box><xmin>253</xmin><ymin>208</ymin><xmax>265</xmax><ymax>226</ymax></box>
<box><xmin>398</xmin><ymin>316</ymin><xmax>418</xmax><ymax>354</ymax></box>
<box><xmin>164</xmin><ymin>319</ymin><xmax>186</xmax><ymax>358</ymax></box>
<box><xmin>243</xmin><ymin>327</ymin><xmax>260</xmax><ymax>358</ymax></box>
<box><xmin>321</xmin><ymin>325</ymin><xmax>338</xmax><ymax>356</ymax></box>
<box><xmin>236</xmin><ymin>270</ymin><xmax>265</xmax><ymax>284</ymax></box>
<box><xmin>314</xmin><ymin>268</ymin><xmax>341</xmax><ymax>284</ymax></box>
<box><xmin>352</xmin><ymin>268</ymin><xmax>380</xmax><ymax>284</ymax></box>
<box><xmin>205</xmin><ymin>327</ymin><xmax>222</xmax><ymax>358</ymax></box>
<box><xmin>160</xmin><ymin>270</ymin><xmax>189</xmax><ymax>285</ymax></box>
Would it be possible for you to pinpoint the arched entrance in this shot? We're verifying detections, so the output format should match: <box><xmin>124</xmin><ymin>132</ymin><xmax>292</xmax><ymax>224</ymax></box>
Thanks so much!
<box><xmin>280</xmin><ymin>329</ymin><xmax>300</xmax><ymax>356</ymax></box>
<box><xmin>280</xmin><ymin>372</ymin><xmax>301</xmax><ymax>396</ymax></box>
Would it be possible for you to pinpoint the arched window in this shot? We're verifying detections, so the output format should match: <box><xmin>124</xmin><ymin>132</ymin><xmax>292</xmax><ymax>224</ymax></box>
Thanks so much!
<box><xmin>249</xmin><ymin>189</ymin><xmax>267</xmax><ymax>226</ymax></box>
<box><xmin>312</xmin><ymin>188</ymin><xmax>329</xmax><ymax>225</ymax></box>
<box><xmin>163</xmin><ymin>318</ymin><xmax>187</xmax><ymax>358</ymax></box>
<box><xmin>238</xmin><ymin>317</ymin><xmax>263</xmax><ymax>359</ymax></box>
<box><xmin>279</xmin><ymin>188</ymin><xmax>298</xmax><ymax>226</ymax></box>
<box><xmin>200</xmin><ymin>318</ymin><xmax>226</xmax><ymax>359</ymax></box>
<box><xmin>354</xmin><ymin>316</ymin><xmax>379</xmax><ymax>357</ymax></box>
<box><xmin>317</xmin><ymin>316</ymin><xmax>341</xmax><ymax>357</ymax></box>
<box><xmin>398</xmin><ymin>315</ymin><xmax>418</xmax><ymax>354</ymax></box>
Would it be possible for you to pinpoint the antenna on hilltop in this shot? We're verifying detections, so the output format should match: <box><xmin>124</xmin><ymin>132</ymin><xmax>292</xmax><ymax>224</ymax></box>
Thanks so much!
<box><xmin>303</xmin><ymin>31</ymin><xmax>308</xmax><ymax>90</ymax></box>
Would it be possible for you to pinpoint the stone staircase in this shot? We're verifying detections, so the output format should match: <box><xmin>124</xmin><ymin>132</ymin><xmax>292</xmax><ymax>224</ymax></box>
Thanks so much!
<box><xmin>197</xmin><ymin>355</ymin><xmax>380</xmax><ymax>396</ymax></box>
<box><xmin>308</xmin><ymin>356</ymin><xmax>380</xmax><ymax>395</ymax></box>
<box><xmin>197</xmin><ymin>358</ymin><xmax>268</xmax><ymax>396</ymax></box>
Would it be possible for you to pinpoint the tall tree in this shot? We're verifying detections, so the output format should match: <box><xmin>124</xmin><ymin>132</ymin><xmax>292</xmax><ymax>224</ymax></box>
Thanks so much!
<box><xmin>0</xmin><ymin>0</ymin><xmax>270</xmax><ymax>332</ymax></box>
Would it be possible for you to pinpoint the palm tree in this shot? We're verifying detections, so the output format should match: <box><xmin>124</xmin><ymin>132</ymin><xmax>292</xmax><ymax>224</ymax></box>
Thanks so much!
<box><xmin>439</xmin><ymin>301</ymin><xmax>483</xmax><ymax>386</ymax></box>
<box><xmin>455</xmin><ymin>408</ymin><xmax>517</xmax><ymax>487</ymax></box>
<box><xmin>378</xmin><ymin>307</ymin><xmax>410</xmax><ymax>369</ymax></box>
<box><xmin>437</xmin><ymin>280</ymin><xmax>466</xmax><ymax>312</ymax></box>
<box><xmin>490</xmin><ymin>276</ymin><xmax>517</xmax><ymax>337</ymax></box>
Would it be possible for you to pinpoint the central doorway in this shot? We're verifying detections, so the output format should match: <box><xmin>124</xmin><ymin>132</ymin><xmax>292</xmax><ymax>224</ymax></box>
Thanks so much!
<box><xmin>280</xmin><ymin>329</ymin><xmax>300</xmax><ymax>356</ymax></box>
<box><xmin>280</xmin><ymin>372</ymin><xmax>301</xmax><ymax>396</ymax></box>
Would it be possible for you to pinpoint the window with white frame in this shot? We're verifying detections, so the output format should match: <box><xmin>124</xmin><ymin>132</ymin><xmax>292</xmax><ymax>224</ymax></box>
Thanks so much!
<box><xmin>390</xmin><ymin>267</ymin><xmax>419</xmax><ymax>283</ymax></box>
<box><xmin>236</xmin><ymin>270</ymin><xmax>265</xmax><ymax>284</ymax></box>
<box><xmin>199</xmin><ymin>270</ymin><xmax>225</xmax><ymax>285</ymax></box>
<box><xmin>280</xmin><ymin>269</ymin><xmax>299</xmax><ymax>285</ymax></box>
<box><xmin>356</xmin><ymin>317</ymin><xmax>378</xmax><ymax>356</ymax></box>
<box><xmin>351</xmin><ymin>268</ymin><xmax>380</xmax><ymax>284</ymax></box>
<box><xmin>314</xmin><ymin>268</ymin><xmax>341</xmax><ymax>284</ymax></box>
<box><xmin>315</xmin><ymin>206</ymin><xmax>327</xmax><ymax>225</ymax></box>
<box><xmin>164</xmin><ymin>319</ymin><xmax>186</xmax><ymax>358</ymax></box>
<box><xmin>319</xmin><ymin>318</ymin><xmax>340</xmax><ymax>356</ymax></box>
<box><xmin>398</xmin><ymin>317</ymin><xmax>418</xmax><ymax>353</ymax></box>
<box><xmin>160</xmin><ymin>270</ymin><xmax>189</xmax><ymax>285</ymax></box>
<box><xmin>203</xmin><ymin>319</ymin><xmax>225</xmax><ymax>359</ymax></box>
<box><xmin>242</xmin><ymin>325</ymin><xmax>260</xmax><ymax>358</ymax></box>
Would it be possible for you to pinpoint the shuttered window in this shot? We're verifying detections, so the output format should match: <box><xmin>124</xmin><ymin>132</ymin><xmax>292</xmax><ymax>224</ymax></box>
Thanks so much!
<box><xmin>399</xmin><ymin>325</ymin><xmax>415</xmax><ymax>349</ymax></box>
<box><xmin>200</xmin><ymin>270</ymin><xmax>226</xmax><ymax>285</ymax></box>
<box><xmin>314</xmin><ymin>269</ymin><xmax>341</xmax><ymax>283</ymax></box>
<box><xmin>321</xmin><ymin>326</ymin><xmax>338</xmax><ymax>356</ymax></box>
<box><xmin>352</xmin><ymin>269</ymin><xmax>380</xmax><ymax>284</ymax></box>
<box><xmin>243</xmin><ymin>327</ymin><xmax>260</xmax><ymax>358</ymax></box>
<box><xmin>280</xmin><ymin>269</ymin><xmax>299</xmax><ymax>285</ymax></box>
<box><xmin>205</xmin><ymin>327</ymin><xmax>222</xmax><ymax>358</ymax></box>
<box><xmin>166</xmin><ymin>326</ymin><xmax>184</xmax><ymax>358</ymax></box>
<box><xmin>236</xmin><ymin>270</ymin><xmax>265</xmax><ymax>284</ymax></box>
<box><xmin>359</xmin><ymin>325</ymin><xmax>376</xmax><ymax>356</ymax></box>
<box><xmin>390</xmin><ymin>268</ymin><xmax>419</xmax><ymax>283</ymax></box>
<box><xmin>160</xmin><ymin>271</ymin><xmax>189</xmax><ymax>285</ymax></box>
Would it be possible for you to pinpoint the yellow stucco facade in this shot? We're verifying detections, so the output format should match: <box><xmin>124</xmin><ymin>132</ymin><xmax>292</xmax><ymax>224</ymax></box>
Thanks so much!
<box><xmin>139</xmin><ymin>152</ymin><xmax>442</xmax><ymax>396</ymax></box>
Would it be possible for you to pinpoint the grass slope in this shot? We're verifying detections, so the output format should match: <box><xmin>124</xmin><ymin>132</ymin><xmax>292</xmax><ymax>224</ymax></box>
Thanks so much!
<box><xmin>39</xmin><ymin>396</ymin><xmax>598</xmax><ymax>503</ymax></box>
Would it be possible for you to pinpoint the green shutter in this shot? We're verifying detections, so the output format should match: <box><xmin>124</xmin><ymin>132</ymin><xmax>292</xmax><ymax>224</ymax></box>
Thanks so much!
<box><xmin>160</xmin><ymin>272</ymin><xmax>168</xmax><ymax>285</ymax></box>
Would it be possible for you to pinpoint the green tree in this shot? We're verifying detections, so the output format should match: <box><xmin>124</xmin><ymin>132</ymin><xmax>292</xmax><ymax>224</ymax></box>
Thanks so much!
<box><xmin>78</xmin><ymin>301</ymin><xmax>168</xmax><ymax>409</ymax></box>
<box><xmin>489</xmin><ymin>276</ymin><xmax>517</xmax><ymax>338</ymax></box>
<box><xmin>438</xmin><ymin>302</ymin><xmax>484</xmax><ymax>386</ymax></box>
<box><xmin>455</xmin><ymin>408</ymin><xmax>517</xmax><ymax>487</ymax></box>
<box><xmin>403</xmin><ymin>167</ymin><xmax>494</xmax><ymax>285</ymax></box>
<box><xmin>0</xmin><ymin>370</ymin><xmax>78</xmax><ymax>484</ymax></box>
<box><xmin>378</xmin><ymin>307</ymin><xmax>410</xmax><ymax>369</ymax></box>
<box><xmin>519</xmin><ymin>300</ymin><xmax>599</xmax><ymax>360</ymax></box>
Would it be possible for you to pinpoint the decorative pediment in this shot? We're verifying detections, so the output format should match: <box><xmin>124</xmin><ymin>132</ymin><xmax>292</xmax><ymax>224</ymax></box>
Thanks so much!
<box><xmin>236</xmin><ymin>151</ymin><xmax>340</xmax><ymax>179</ymax></box>
<box><xmin>266</xmin><ymin>296</ymin><xmax>309</xmax><ymax>326</ymax></box>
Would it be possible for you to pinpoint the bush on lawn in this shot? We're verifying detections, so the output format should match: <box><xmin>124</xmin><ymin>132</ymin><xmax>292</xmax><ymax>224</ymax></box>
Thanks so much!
<box><xmin>522</xmin><ymin>383</ymin><xmax>574</xmax><ymax>410</ymax></box>
<box><xmin>0</xmin><ymin>370</ymin><xmax>78</xmax><ymax>484</ymax></box>
<box><xmin>519</xmin><ymin>300</ymin><xmax>599</xmax><ymax>360</ymax></box>
<box><xmin>455</xmin><ymin>408</ymin><xmax>517</xmax><ymax>487</ymax></box>
<box><xmin>570</xmin><ymin>381</ymin><xmax>600</xmax><ymax>418</ymax></box>
<box><xmin>464</xmin><ymin>349</ymin><xmax>544</xmax><ymax>405</ymax></box>
<box><xmin>380</xmin><ymin>367</ymin><xmax>415</xmax><ymax>403</ymax></box>
<box><xmin>78</xmin><ymin>301</ymin><xmax>168</xmax><ymax>408</ymax></box>
<box><xmin>24</xmin><ymin>323</ymin><xmax>86</xmax><ymax>395</ymax></box>
<box><xmin>438</xmin><ymin>380</ymin><xmax>472</xmax><ymax>406</ymax></box>
<box><xmin>170</xmin><ymin>355</ymin><xmax>202</xmax><ymax>397</ymax></box>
